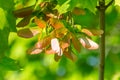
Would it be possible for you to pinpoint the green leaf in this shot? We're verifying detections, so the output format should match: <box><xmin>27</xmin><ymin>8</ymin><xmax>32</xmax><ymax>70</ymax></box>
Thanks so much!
<box><xmin>0</xmin><ymin>0</ymin><xmax>14</xmax><ymax>10</ymax></box>
<box><xmin>6</xmin><ymin>12</ymin><xmax>16</xmax><ymax>32</ymax></box>
<box><xmin>115</xmin><ymin>0</ymin><xmax>120</xmax><ymax>6</ymax></box>
<box><xmin>79</xmin><ymin>0</ymin><xmax>97</xmax><ymax>14</ymax></box>
<box><xmin>69</xmin><ymin>0</ymin><xmax>79</xmax><ymax>10</ymax></box>
<box><xmin>62</xmin><ymin>20</ymin><xmax>74</xmax><ymax>33</ymax></box>
<box><xmin>0</xmin><ymin>0</ymin><xmax>16</xmax><ymax>54</ymax></box>
<box><xmin>0</xmin><ymin>57</ymin><xmax>20</xmax><ymax>70</ymax></box>
<box><xmin>0</xmin><ymin>0</ymin><xmax>16</xmax><ymax>32</ymax></box>
<box><xmin>54</xmin><ymin>0</ymin><xmax>71</xmax><ymax>15</ymax></box>
<box><xmin>0</xmin><ymin>8</ymin><xmax>10</xmax><ymax>53</ymax></box>
<box><xmin>0</xmin><ymin>8</ymin><xmax>7</xmax><ymax>30</ymax></box>
<box><xmin>0</xmin><ymin>27</ymin><xmax>9</xmax><ymax>53</ymax></box>
<box><xmin>57</xmin><ymin>0</ymin><xmax>67</xmax><ymax>5</ymax></box>
<box><xmin>57</xmin><ymin>0</ymin><xmax>78</xmax><ymax>11</ymax></box>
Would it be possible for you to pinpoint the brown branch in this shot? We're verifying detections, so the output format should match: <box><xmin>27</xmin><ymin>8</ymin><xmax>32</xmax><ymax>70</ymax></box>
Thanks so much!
<box><xmin>96</xmin><ymin>6</ymin><xmax>100</xmax><ymax>10</ymax></box>
<box><xmin>98</xmin><ymin>0</ymin><xmax>106</xmax><ymax>80</ymax></box>
<box><xmin>105</xmin><ymin>0</ymin><xmax>114</xmax><ymax>9</ymax></box>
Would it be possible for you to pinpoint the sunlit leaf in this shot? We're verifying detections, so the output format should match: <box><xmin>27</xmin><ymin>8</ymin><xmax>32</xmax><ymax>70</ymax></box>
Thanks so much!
<box><xmin>16</xmin><ymin>16</ymin><xmax>32</xmax><ymax>27</ymax></box>
<box><xmin>46</xmin><ymin>13</ymin><xmax>57</xmax><ymax>18</ymax></box>
<box><xmin>115</xmin><ymin>0</ymin><xmax>120</xmax><ymax>6</ymax></box>
<box><xmin>79</xmin><ymin>37</ymin><xmax>99</xmax><ymax>50</ymax></box>
<box><xmin>81</xmin><ymin>28</ymin><xmax>103</xmax><ymax>36</ymax></box>
<box><xmin>34</xmin><ymin>16</ymin><xmax>46</xmax><ymax>28</ymax></box>
<box><xmin>74</xmin><ymin>24</ymin><xmax>81</xmax><ymax>31</ymax></box>
<box><xmin>17</xmin><ymin>28</ymin><xmax>40</xmax><ymax>38</ymax></box>
<box><xmin>13</xmin><ymin>5</ymin><xmax>34</xmax><ymax>18</ymax></box>
<box><xmin>54</xmin><ymin>0</ymin><xmax>70</xmax><ymax>15</ymax></box>
<box><xmin>71</xmin><ymin>34</ymin><xmax>81</xmax><ymax>52</ymax></box>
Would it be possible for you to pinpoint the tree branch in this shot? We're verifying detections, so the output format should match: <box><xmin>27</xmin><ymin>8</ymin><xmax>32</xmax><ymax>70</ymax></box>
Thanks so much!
<box><xmin>96</xmin><ymin>6</ymin><xmax>100</xmax><ymax>10</ymax></box>
<box><xmin>105</xmin><ymin>0</ymin><xmax>114</xmax><ymax>9</ymax></box>
<box><xmin>98</xmin><ymin>0</ymin><xmax>106</xmax><ymax>80</ymax></box>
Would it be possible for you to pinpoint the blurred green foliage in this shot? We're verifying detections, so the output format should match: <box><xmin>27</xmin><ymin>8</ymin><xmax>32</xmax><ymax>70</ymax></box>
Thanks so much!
<box><xmin>0</xmin><ymin>0</ymin><xmax>120</xmax><ymax>80</ymax></box>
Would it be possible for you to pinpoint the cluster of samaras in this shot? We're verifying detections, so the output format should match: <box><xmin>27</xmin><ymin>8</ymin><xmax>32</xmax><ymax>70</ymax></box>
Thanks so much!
<box><xmin>13</xmin><ymin>1</ymin><xmax>103</xmax><ymax>61</ymax></box>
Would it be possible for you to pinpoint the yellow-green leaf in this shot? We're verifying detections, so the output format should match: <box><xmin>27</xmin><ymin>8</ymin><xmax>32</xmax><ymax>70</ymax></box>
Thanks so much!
<box><xmin>54</xmin><ymin>0</ymin><xmax>70</xmax><ymax>15</ymax></box>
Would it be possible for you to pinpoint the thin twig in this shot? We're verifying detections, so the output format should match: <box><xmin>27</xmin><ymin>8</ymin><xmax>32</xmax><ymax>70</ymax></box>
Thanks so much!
<box><xmin>99</xmin><ymin>0</ymin><xmax>105</xmax><ymax>80</ymax></box>
<box><xmin>105</xmin><ymin>0</ymin><xmax>114</xmax><ymax>9</ymax></box>
<box><xmin>99</xmin><ymin>9</ymin><xmax>105</xmax><ymax>80</ymax></box>
<box><xmin>98</xmin><ymin>0</ymin><xmax>114</xmax><ymax>79</ymax></box>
